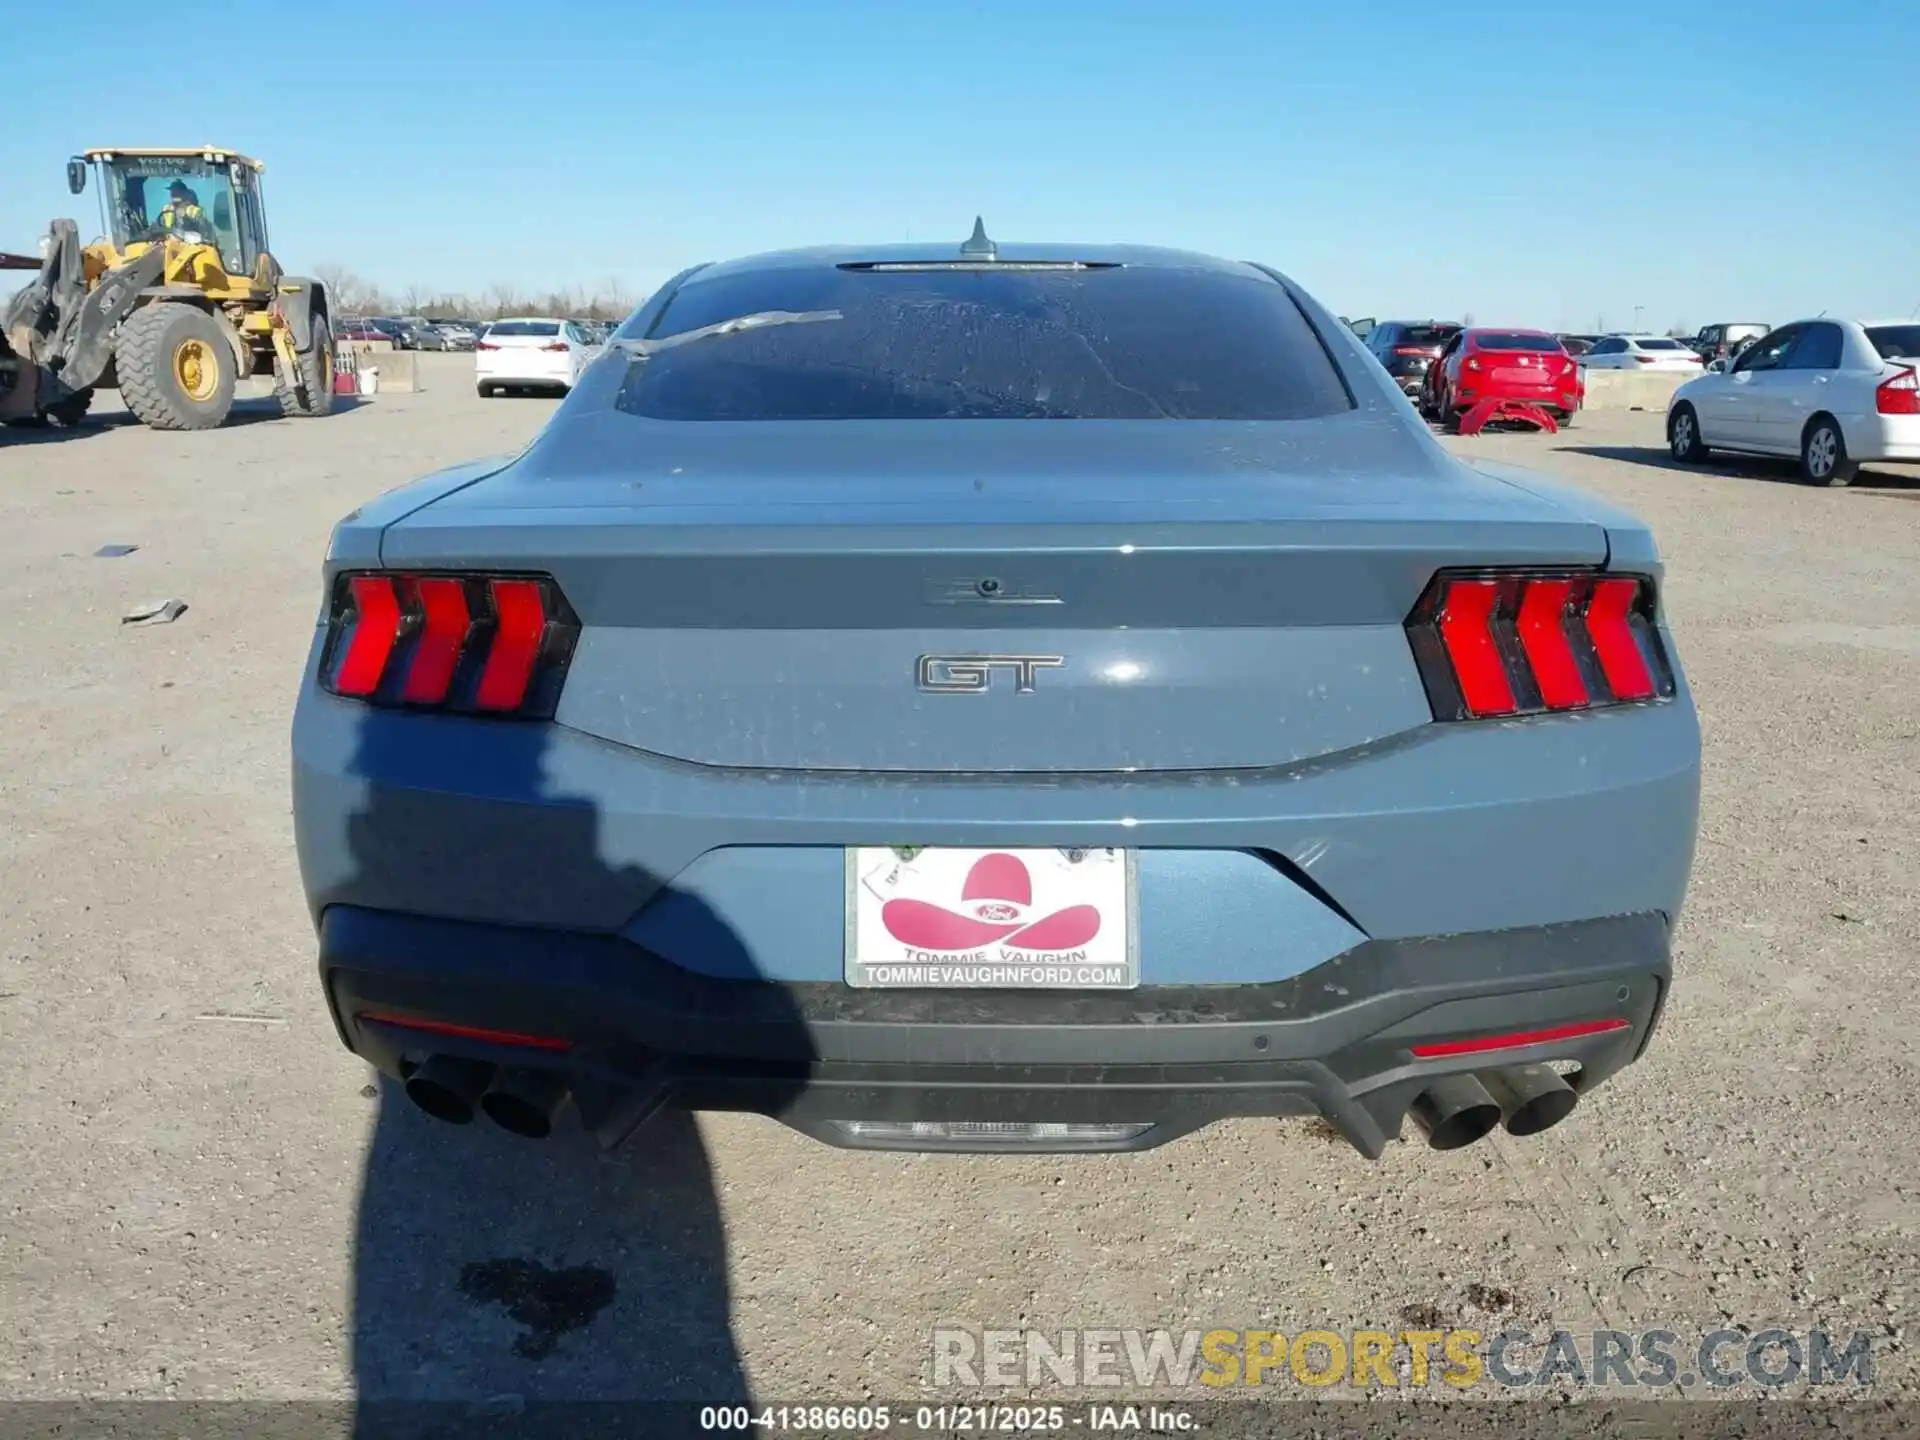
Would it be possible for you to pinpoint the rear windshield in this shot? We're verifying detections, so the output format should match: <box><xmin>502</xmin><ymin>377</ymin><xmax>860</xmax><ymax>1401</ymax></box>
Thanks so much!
<box><xmin>615</xmin><ymin>264</ymin><xmax>1353</xmax><ymax>421</ymax></box>
<box><xmin>1635</xmin><ymin>338</ymin><xmax>1686</xmax><ymax>350</ymax></box>
<box><xmin>1866</xmin><ymin>325</ymin><xmax>1920</xmax><ymax>360</ymax></box>
<box><xmin>1396</xmin><ymin>324</ymin><xmax>1460</xmax><ymax>345</ymax></box>
<box><xmin>488</xmin><ymin>321</ymin><xmax>559</xmax><ymax>337</ymax></box>
<box><xmin>1474</xmin><ymin>332</ymin><xmax>1563</xmax><ymax>352</ymax></box>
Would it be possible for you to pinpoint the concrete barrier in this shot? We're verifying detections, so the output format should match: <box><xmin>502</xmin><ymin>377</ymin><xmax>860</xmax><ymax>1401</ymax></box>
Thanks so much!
<box><xmin>341</xmin><ymin>342</ymin><xmax>418</xmax><ymax>393</ymax></box>
<box><xmin>1581</xmin><ymin>369</ymin><xmax>1689</xmax><ymax>411</ymax></box>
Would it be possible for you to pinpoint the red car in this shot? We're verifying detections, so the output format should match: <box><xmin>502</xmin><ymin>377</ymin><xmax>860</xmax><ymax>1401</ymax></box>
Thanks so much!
<box><xmin>333</xmin><ymin>318</ymin><xmax>389</xmax><ymax>343</ymax></box>
<box><xmin>1420</xmin><ymin>328</ymin><xmax>1583</xmax><ymax>428</ymax></box>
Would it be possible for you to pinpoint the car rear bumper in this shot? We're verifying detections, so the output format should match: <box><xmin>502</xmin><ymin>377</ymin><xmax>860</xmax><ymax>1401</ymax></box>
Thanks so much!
<box><xmin>1841</xmin><ymin>411</ymin><xmax>1920</xmax><ymax>461</ymax></box>
<box><xmin>475</xmin><ymin>358</ymin><xmax>573</xmax><ymax>385</ymax></box>
<box><xmin>322</xmin><ymin>904</ymin><xmax>1672</xmax><ymax>1155</ymax></box>
<box><xmin>1455</xmin><ymin>382</ymin><xmax>1581</xmax><ymax>412</ymax></box>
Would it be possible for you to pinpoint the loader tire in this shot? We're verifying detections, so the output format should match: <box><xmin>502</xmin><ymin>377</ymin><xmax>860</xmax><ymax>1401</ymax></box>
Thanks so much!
<box><xmin>115</xmin><ymin>303</ymin><xmax>236</xmax><ymax>431</ymax></box>
<box><xmin>277</xmin><ymin>313</ymin><xmax>337</xmax><ymax>418</ymax></box>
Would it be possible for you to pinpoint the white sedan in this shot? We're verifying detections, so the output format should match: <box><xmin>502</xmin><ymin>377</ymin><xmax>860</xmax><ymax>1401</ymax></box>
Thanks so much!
<box><xmin>1579</xmin><ymin>335</ymin><xmax>1705</xmax><ymax>372</ymax></box>
<box><xmin>1666</xmin><ymin>319</ymin><xmax>1920</xmax><ymax>486</ymax></box>
<box><xmin>474</xmin><ymin>318</ymin><xmax>603</xmax><ymax>397</ymax></box>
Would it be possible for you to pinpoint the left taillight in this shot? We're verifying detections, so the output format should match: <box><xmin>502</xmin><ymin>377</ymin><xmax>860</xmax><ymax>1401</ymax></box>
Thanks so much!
<box><xmin>318</xmin><ymin>571</ymin><xmax>579</xmax><ymax>718</ymax></box>
<box><xmin>1405</xmin><ymin>570</ymin><xmax>1677</xmax><ymax>721</ymax></box>
<box><xmin>1876</xmin><ymin>366</ymin><xmax>1919</xmax><ymax>415</ymax></box>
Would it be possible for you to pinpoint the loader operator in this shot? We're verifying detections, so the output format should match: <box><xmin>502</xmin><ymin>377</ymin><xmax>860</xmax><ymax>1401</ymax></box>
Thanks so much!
<box><xmin>151</xmin><ymin>182</ymin><xmax>210</xmax><ymax>239</ymax></box>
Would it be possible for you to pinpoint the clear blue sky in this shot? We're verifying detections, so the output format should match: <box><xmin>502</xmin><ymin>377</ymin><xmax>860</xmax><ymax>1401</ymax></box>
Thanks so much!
<box><xmin>6</xmin><ymin>0</ymin><xmax>1915</xmax><ymax>330</ymax></box>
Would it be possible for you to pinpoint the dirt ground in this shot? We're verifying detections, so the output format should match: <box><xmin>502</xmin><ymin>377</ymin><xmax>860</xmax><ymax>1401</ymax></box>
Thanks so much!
<box><xmin>2</xmin><ymin>355</ymin><xmax>1916</xmax><ymax>1412</ymax></box>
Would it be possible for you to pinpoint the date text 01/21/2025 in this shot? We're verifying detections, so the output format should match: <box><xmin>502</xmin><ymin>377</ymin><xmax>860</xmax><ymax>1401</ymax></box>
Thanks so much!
<box><xmin>697</xmin><ymin>1402</ymin><xmax>1200</xmax><ymax>1432</ymax></box>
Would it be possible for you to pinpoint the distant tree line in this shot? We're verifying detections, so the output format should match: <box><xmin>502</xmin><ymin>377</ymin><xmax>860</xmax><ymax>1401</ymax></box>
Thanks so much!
<box><xmin>313</xmin><ymin>264</ymin><xmax>640</xmax><ymax>322</ymax></box>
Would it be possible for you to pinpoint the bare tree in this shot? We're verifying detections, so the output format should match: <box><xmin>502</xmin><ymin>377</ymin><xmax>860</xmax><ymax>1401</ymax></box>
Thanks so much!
<box><xmin>397</xmin><ymin>282</ymin><xmax>432</xmax><ymax>316</ymax></box>
<box><xmin>483</xmin><ymin>281</ymin><xmax>523</xmax><ymax>320</ymax></box>
<box><xmin>583</xmin><ymin>276</ymin><xmax>637</xmax><ymax>321</ymax></box>
<box><xmin>315</xmin><ymin>263</ymin><xmax>381</xmax><ymax>313</ymax></box>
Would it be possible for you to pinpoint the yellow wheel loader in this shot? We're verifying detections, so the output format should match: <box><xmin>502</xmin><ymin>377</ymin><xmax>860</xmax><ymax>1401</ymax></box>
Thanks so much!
<box><xmin>2</xmin><ymin>147</ymin><xmax>333</xmax><ymax>431</ymax></box>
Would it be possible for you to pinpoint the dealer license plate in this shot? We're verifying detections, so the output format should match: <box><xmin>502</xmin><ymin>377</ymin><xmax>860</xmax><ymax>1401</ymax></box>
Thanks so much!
<box><xmin>845</xmin><ymin>846</ymin><xmax>1139</xmax><ymax>990</ymax></box>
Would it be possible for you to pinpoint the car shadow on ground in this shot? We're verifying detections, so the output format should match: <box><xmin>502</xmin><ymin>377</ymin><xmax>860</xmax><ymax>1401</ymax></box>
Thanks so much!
<box><xmin>336</xmin><ymin>696</ymin><xmax>808</xmax><ymax>1434</ymax></box>
<box><xmin>1564</xmin><ymin>444</ymin><xmax>1920</xmax><ymax>494</ymax></box>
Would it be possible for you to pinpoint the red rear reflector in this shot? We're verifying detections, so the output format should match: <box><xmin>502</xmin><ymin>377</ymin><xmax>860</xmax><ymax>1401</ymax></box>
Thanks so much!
<box><xmin>333</xmin><ymin>575</ymin><xmax>401</xmax><ymax>696</ymax></box>
<box><xmin>1586</xmin><ymin>577</ymin><xmax>1656</xmax><ymax>700</ymax></box>
<box><xmin>1876</xmin><ymin>367</ymin><xmax>1919</xmax><ymax>415</ymax></box>
<box><xmin>1437</xmin><ymin>579</ymin><xmax>1516</xmax><ymax>716</ymax></box>
<box><xmin>1515</xmin><ymin>578</ymin><xmax>1588</xmax><ymax>708</ymax></box>
<box><xmin>1411</xmin><ymin>1017</ymin><xmax>1630</xmax><ymax>1059</ymax></box>
<box><xmin>474</xmin><ymin>579</ymin><xmax>548</xmax><ymax>710</ymax></box>
<box><xmin>401</xmin><ymin>577</ymin><xmax>471</xmax><ymax>704</ymax></box>
<box><xmin>357</xmin><ymin>1011</ymin><xmax>572</xmax><ymax>1052</ymax></box>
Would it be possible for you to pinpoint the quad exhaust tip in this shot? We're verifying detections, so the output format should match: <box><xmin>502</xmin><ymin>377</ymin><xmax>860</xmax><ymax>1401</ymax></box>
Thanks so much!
<box><xmin>1409</xmin><ymin>1064</ymin><xmax>1581</xmax><ymax>1150</ymax></box>
<box><xmin>403</xmin><ymin>1055</ymin><xmax>496</xmax><ymax>1125</ymax></box>
<box><xmin>480</xmin><ymin>1068</ymin><xmax>570</xmax><ymax>1139</ymax></box>
<box><xmin>1408</xmin><ymin>1074</ymin><xmax>1503</xmax><ymax>1151</ymax></box>
<box><xmin>1481</xmin><ymin>1063</ymin><xmax>1579</xmax><ymax>1137</ymax></box>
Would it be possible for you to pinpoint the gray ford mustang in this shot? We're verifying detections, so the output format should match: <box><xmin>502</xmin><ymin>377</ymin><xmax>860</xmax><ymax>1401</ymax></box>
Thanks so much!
<box><xmin>292</xmin><ymin>231</ymin><xmax>1700</xmax><ymax>1158</ymax></box>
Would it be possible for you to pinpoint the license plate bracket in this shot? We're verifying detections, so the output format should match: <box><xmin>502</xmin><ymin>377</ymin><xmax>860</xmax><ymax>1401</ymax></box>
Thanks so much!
<box><xmin>844</xmin><ymin>846</ymin><xmax>1139</xmax><ymax>990</ymax></box>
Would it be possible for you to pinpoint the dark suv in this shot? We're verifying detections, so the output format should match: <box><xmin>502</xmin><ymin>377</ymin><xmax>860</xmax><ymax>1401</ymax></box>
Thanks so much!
<box><xmin>1365</xmin><ymin>321</ymin><xmax>1464</xmax><ymax>397</ymax></box>
<box><xmin>1688</xmin><ymin>322</ymin><xmax>1769</xmax><ymax>367</ymax></box>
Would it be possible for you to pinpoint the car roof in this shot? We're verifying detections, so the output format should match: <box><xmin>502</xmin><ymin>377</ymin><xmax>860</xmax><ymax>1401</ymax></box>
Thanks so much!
<box><xmin>687</xmin><ymin>241</ymin><xmax>1273</xmax><ymax>285</ymax></box>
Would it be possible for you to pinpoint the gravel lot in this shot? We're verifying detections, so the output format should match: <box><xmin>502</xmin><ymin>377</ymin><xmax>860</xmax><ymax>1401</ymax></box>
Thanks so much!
<box><xmin>3</xmin><ymin>354</ymin><xmax>1916</xmax><ymax>1410</ymax></box>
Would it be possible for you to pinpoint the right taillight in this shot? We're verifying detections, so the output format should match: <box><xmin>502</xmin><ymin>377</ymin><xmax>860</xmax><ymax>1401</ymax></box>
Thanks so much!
<box><xmin>1876</xmin><ymin>366</ymin><xmax>1919</xmax><ymax>415</ymax></box>
<box><xmin>318</xmin><ymin>571</ymin><xmax>579</xmax><ymax>718</ymax></box>
<box><xmin>1405</xmin><ymin>570</ymin><xmax>1676</xmax><ymax>721</ymax></box>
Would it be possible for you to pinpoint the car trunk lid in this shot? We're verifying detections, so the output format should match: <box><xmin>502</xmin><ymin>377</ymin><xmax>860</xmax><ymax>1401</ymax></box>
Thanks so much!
<box><xmin>382</xmin><ymin>414</ymin><xmax>1608</xmax><ymax>773</ymax></box>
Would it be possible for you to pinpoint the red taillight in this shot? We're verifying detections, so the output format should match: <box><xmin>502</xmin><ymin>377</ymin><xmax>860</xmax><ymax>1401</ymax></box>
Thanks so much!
<box><xmin>1585</xmin><ymin>577</ymin><xmax>1656</xmax><ymax>701</ymax></box>
<box><xmin>1876</xmin><ymin>366</ymin><xmax>1920</xmax><ymax>415</ymax></box>
<box><xmin>333</xmin><ymin>575</ymin><xmax>402</xmax><ymax>696</ymax></box>
<box><xmin>1515</xmin><ymin>577</ymin><xmax>1588</xmax><ymax>708</ymax></box>
<box><xmin>1406</xmin><ymin>570</ymin><xmax>1675</xmax><ymax>721</ymax></box>
<box><xmin>1634</xmin><ymin>355</ymin><xmax>1657</xmax><ymax>364</ymax></box>
<box><xmin>357</xmin><ymin>1011</ymin><xmax>573</xmax><ymax>1052</ymax></box>
<box><xmin>399</xmin><ymin>576</ymin><xmax>471</xmax><ymax>704</ymax></box>
<box><xmin>540</xmin><ymin>342</ymin><xmax>569</xmax><ymax>353</ymax></box>
<box><xmin>474</xmin><ymin>578</ymin><xmax>548</xmax><ymax>711</ymax></box>
<box><xmin>1436</xmin><ymin>580</ymin><xmax>1516</xmax><ymax>715</ymax></box>
<box><xmin>319</xmin><ymin>571</ymin><xmax>578</xmax><ymax>718</ymax></box>
<box><xmin>475</xmin><ymin>340</ymin><xmax>500</xmax><ymax>351</ymax></box>
<box><xmin>1392</xmin><ymin>346</ymin><xmax>1432</xmax><ymax>357</ymax></box>
<box><xmin>1410</xmin><ymin>1018</ymin><xmax>1631</xmax><ymax>1059</ymax></box>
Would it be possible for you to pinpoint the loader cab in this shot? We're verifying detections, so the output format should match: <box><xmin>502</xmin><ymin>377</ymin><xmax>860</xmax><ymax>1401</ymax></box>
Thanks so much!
<box><xmin>76</xmin><ymin>148</ymin><xmax>269</xmax><ymax>281</ymax></box>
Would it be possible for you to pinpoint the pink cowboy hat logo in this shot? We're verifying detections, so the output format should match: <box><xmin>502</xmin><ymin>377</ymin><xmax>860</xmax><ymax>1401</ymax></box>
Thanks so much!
<box><xmin>881</xmin><ymin>852</ymin><xmax>1102</xmax><ymax>952</ymax></box>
